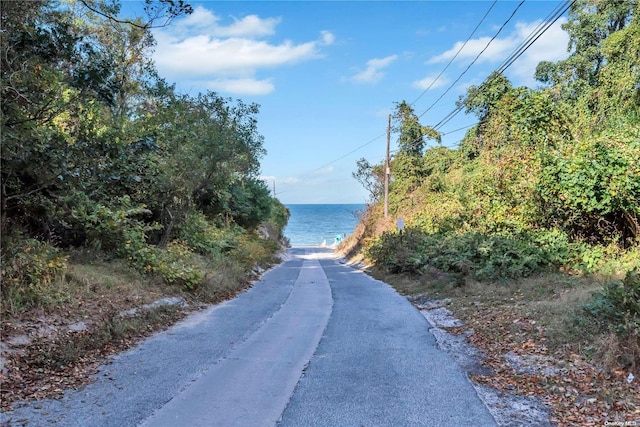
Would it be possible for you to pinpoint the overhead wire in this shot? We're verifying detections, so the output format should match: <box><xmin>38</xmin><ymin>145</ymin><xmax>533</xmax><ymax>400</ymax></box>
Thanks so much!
<box><xmin>394</xmin><ymin>0</ymin><xmax>574</xmax><ymax>153</ymax></box>
<box><xmin>269</xmin><ymin>131</ymin><xmax>387</xmax><ymax>196</ymax></box>
<box><xmin>409</xmin><ymin>0</ymin><xmax>498</xmax><ymax>106</ymax></box>
<box><xmin>305</xmin><ymin>133</ymin><xmax>386</xmax><ymax>176</ymax></box>
<box><xmin>389</xmin><ymin>122</ymin><xmax>477</xmax><ymax>155</ymax></box>
<box><xmin>272</xmin><ymin>2</ymin><xmax>504</xmax><ymax>193</ymax></box>
<box><xmin>417</xmin><ymin>0</ymin><xmax>526</xmax><ymax>120</ymax></box>
<box><xmin>275</xmin><ymin>0</ymin><xmax>574</xmax><ymax>194</ymax></box>
<box><xmin>393</xmin><ymin>1</ymin><xmax>527</xmax><ymax>154</ymax></box>
<box><xmin>432</xmin><ymin>0</ymin><xmax>575</xmax><ymax>130</ymax></box>
<box><xmin>441</xmin><ymin>122</ymin><xmax>478</xmax><ymax>136</ymax></box>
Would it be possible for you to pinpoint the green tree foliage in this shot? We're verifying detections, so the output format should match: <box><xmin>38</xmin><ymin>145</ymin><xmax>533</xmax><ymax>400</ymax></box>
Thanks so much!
<box><xmin>538</xmin><ymin>130</ymin><xmax>640</xmax><ymax>244</ymax></box>
<box><xmin>388</xmin><ymin>101</ymin><xmax>441</xmax><ymax>189</ymax></box>
<box><xmin>1</xmin><ymin>0</ymin><xmax>287</xmax><ymax>299</ymax></box>
<box><xmin>536</xmin><ymin>0</ymin><xmax>634</xmax><ymax>89</ymax></box>
<box><xmin>393</xmin><ymin>100</ymin><xmax>440</xmax><ymax>156</ymax></box>
<box><xmin>457</xmin><ymin>72</ymin><xmax>513</xmax><ymax>123</ymax></box>
<box><xmin>363</xmin><ymin>2</ymin><xmax>639</xmax><ymax>283</ymax></box>
<box><xmin>352</xmin><ymin>158</ymin><xmax>385</xmax><ymax>203</ymax></box>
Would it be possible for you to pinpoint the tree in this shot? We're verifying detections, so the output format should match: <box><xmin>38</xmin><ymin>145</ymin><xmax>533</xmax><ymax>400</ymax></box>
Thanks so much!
<box><xmin>392</xmin><ymin>101</ymin><xmax>440</xmax><ymax>157</ymax></box>
<box><xmin>456</xmin><ymin>72</ymin><xmax>513</xmax><ymax>123</ymax></box>
<box><xmin>353</xmin><ymin>158</ymin><xmax>384</xmax><ymax>203</ymax></box>
<box><xmin>535</xmin><ymin>0</ymin><xmax>635</xmax><ymax>91</ymax></box>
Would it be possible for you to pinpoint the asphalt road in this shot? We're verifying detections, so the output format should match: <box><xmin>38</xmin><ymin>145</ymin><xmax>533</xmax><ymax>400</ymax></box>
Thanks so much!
<box><xmin>1</xmin><ymin>247</ymin><xmax>496</xmax><ymax>427</ymax></box>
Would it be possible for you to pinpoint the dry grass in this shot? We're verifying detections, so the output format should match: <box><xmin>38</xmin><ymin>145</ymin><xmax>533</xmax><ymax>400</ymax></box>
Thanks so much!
<box><xmin>371</xmin><ymin>267</ymin><xmax>625</xmax><ymax>360</ymax></box>
<box><xmin>369</xmin><ymin>267</ymin><xmax>639</xmax><ymax>424</ymax></box>
<box><xmin>0</xmin><ymin>242</ymin><xmax>279</xmax><ymax>409</ymax></box>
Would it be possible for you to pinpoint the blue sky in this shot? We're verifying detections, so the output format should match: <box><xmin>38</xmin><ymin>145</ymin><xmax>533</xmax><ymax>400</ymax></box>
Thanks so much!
<box><xmin>147</xmin><ymin>1</ymin><xmax>571</xmax><ymax>204</ymax></box>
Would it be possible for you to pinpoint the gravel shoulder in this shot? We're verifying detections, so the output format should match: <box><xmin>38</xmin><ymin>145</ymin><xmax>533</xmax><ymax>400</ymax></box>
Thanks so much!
<box><xmin>412</xmin><ymin>296</ymin><xmax>553</xmax><ymax>427</ymax></box>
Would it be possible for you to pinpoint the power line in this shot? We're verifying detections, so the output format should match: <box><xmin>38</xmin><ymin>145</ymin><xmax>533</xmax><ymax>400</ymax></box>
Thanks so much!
<box><xmin>273</xmin><ymin>0</ymin><xmax>574</xmax><ymax>194</ymax></box>
<box><xmin>433</xmin><ymin>0</ymin><xmax>574</xmax><ymax>130</ymax></box>
<box><xmin>389</xmin><ymin>1</ymin><xmax>526</xmax><ymax>155</ymax></box>
<box><xmin>304</xmin><ymin>132</ymin><xmax>386</xmax><ymax>177</ymax></box>
<box><xmin>441</xmin><ymin>122</ymin><xmax>478</xmax><ymax>136</ymax></box>
<box><xmin>377</xmin><ymin>0</ymin><xmax>571</xmax><ymax>158</ymax></box>
<box><xmin>271</xmin><ymin>1</ymin><xmax>507</xmax><ymax>188</ymax></box>
<box><xmin>268</xmin><ymin>131</ymin><xmax>387</xmax><ymax>196</ymax></box>
<box><xmin>495</xmin><ymin>0</ymin><xmax>573</xmax><ymax>75</ymax></box>
<box><xmin>409</xmin><ymin>0</ymin><xmax>498</xmax><ymax>106</ymax></box>
<box><xmin>417</xmin><ymin>0</ymin><xmax>526</xmax><ymax>120</ymax></box>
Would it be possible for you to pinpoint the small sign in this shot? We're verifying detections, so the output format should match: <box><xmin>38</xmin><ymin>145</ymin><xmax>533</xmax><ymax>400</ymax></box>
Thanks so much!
<box><xmin>397</xmin><ymin>218</ymin><xmax>405</xmax><ymax>231</ymax></box>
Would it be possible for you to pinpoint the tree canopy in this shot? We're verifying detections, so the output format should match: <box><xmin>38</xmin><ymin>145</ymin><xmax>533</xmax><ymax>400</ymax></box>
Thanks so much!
<box><xmin>358</xmin><ymin>0</ymin><xmax>639</xmax><ymax>275</ymax></box>
<box><xmin>1</xmin><ymin>0</ymin><xmax>287</xmax><ymax>296</ymax></box>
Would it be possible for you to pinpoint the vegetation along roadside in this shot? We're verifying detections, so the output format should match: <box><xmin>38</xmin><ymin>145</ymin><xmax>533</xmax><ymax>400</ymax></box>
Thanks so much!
<box><xmin>344</xmin><ymin>0</ymin><xmax>639</xmax><ymax>425</ymax></box>
<box><xmin>1</xmin><ymin>0</ymin><xmax>290</xmax><ymax>410</ymax></box>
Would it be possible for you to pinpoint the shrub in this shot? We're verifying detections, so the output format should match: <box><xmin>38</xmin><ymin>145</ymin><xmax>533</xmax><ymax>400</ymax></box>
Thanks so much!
<box><xmin>70</xmin><ymin>195</ymin><xmax>159</xmax><ymax>255</ymax></box>
<box><xmin>365</xmin><ymin>228</ymin><xmax>575</xmax><ymax>281</ymax></box>
<box><xmin>231</xmin><ymin>231</ymin><xmax>279</xmax><ymax>269</ymax></box>
<box><xmin>121</xmin><ymin>238</ymin><xmax>204</xmax><ymax>290</ymax></box>
<box><xmin>151</xmin><ymin>241</ymin><xmax>204</xmax><ymax>290</ymax></box>
<box><xmin>365</xmin><ymin>228</ymin><xmax>431</xmax><ymax>274</ymax></box>
<box><xmin>0</xmin><ymin>238</ymin><xmax>68</xmax><ymax>311</ymax></box>
<box><xmin>176</xmin><ymin>211</ymin><xmax>233</xmax><ymax>258</ymax></box>
<box><xmin>584</xmin><ymin>269</ymin><xmax>640</xmax><ymax>337</ymax></box>
<box><xmin>266</xmin><ymin>199</ymin><xmax>290</xmax><ymax>239</ymax></box>
<box><xmin>537</xmin><ymin>133</ymin><xmax>640</xmax><ymax>244</ymax></box>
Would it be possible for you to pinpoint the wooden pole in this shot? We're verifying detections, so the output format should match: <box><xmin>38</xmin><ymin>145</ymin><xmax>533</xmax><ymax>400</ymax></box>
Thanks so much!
<box><xmin>384</xmin><ymin>114</ymin><xmax>390</xmax><ymax>218</ymax></box>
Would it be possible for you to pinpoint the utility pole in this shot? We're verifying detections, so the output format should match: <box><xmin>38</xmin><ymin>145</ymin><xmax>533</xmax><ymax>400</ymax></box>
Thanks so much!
<box><xmin>384</xmin><ymin>114</ymin><xmax>390</xmax><ymax>218</ymax></box>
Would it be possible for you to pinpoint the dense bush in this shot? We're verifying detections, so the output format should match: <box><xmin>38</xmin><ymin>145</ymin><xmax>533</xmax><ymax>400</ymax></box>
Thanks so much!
<box><xmin>361</xmin><ymin>2</ymin><xmax>639</xmax><ymax>283</ymax></box>
<box><xmin>0</xmin><ymin>1</ymin><xmax>290</xmax><ymax>306</ymax></box>
<box><xmin>584</xmin><ymin>269</ymin><xmax>640</xmax><ymax>337</ymax></box>
<box><xmin>366</xmin><ymin>227</ymin><xmax>575</xmax><ymax>281</ymax></box>
<box><xmin>176</xmin><ymin>211</ymin><xmax>236</xmax><ymax>258</ymax></box>
<box><xmin>537</xmin><ymin>131</ymin><xmax>640</xmax><ymax>245</ymax></box>
<box><xmin>0</xmin><ymin>238</ymin><xmax>68</xmax><ymax>310</ymax></box>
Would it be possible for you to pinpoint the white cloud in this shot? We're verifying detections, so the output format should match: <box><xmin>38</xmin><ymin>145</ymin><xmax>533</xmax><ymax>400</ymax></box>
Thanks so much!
<box><xmin>412</xmin><ymin>74</ymin><xmax>450</xmax><ymax>90</ymax></box>
<box><xmin>153</xmin><ymin>35</ymin><xmax>319</xmax><ymax>79</ymax></box>
<box><xmin>352</xmin><ymin>55</ymin><xmax>398</xmax><ymax>84</ymax></box>
<box><xmin>320</xmin><ymin>30</ymin><xmax>335</xmax><ymax>46</ymax></box>
<box><xmin>152</xmin><ymin>7</ymin><xmax>331</xmax><ymax>95</ymax></box>
<box><xmin>427</xmin><ymin>18</ymin><xmax>570</xmax><ymax>85</ymax></box>
<box><xmin>373</xmin><ymin>108</ymin><xmax>391</xmax><ymax>118</ymax></box>
<box><xmin>205</xmin><ymin>78</ymin><xmax>275</xmax><ymax>95</ymax></box>
<box><xmin>173</xmin><ymin>6</ymin><xmax>280</xmax><ymax>38</ymax></box>
<box><xmin>429</xmin><ymin>36</ymin><xmax>515</xmax><ymax>64</ymax></box>
<box><xmin>218</xmin><ymin>14</ymin><xmax>281</xmax><ymax>38</ymax></box>
<box><xmin>509</xmin><ymin>18</ymin><xmax>570</xmax><ymax>85</ymax></box>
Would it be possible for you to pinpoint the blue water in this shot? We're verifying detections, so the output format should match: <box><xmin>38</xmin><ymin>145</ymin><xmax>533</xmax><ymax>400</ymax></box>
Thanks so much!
<box><xmin>284</xmin><ymin>204</ymin><xmax>366</xmax><ymax>246</ymax></box>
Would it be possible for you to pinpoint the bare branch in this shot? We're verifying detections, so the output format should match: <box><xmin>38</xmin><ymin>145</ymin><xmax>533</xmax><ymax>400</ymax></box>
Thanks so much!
<box><xmin>77</xmin><ymin>0</ymin><xmax>192</xmax><ymax>30</ymax></box>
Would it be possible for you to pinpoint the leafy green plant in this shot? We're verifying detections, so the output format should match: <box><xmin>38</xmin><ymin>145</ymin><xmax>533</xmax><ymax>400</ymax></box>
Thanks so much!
<box><xmin>365</xmin><ymin>228</ymin><xmax>575</xmax><ymax>281</ymax></box>
<box><xmin>536</xmin><ymin>124</ymin><xmax>640</xmax><ymax>245</ymax></box>
<box><xmin>176</xmin><ymin>211</ymin><xmax>232</xmax><ymax>258</ymax></box>
<box><xmin>584</xmin><ymin>269</ymin><xmax>640</xmax><ymax>337</ymax></box>
<box><xmin>0</xmin><ymin>238</ymin><xmax>69</xmax><ymax>311</ymax></box>
<box><xmin>151</xmin><ymin>241</ymin><xmax>204</xmax><ymax>290</ymax></box>
<box><xmin>68</xmin><ymin>195</ymin><xmax>159</xmax><ymax>254</ymax></box>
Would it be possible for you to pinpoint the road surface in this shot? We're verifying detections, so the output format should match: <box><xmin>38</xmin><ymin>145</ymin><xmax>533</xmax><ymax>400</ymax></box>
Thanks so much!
<box><xmin>1</xmin><ymin>247</ymin><xmax>496</xmax><ymax>426</ymax></box>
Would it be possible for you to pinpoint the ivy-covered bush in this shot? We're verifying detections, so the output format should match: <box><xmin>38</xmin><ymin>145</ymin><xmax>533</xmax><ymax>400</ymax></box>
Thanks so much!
<box><xmin>68</xmin><ymin>195</ymin><xmax>158</xmax><ymax>254</ymax></box>
<box><xmin>537</xmin><ymin>132</ymin><xmax>640</xmax><ymax>245</ymax></box>
<box><xmin>121</xmin><ymin>237</ymin><xmax>204</xmax><ymax>290</ymax></box>
<box><xmin>365</xmin><ymin>228</ymin><xmax>575</xmax><ymax>281</ymax></box>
